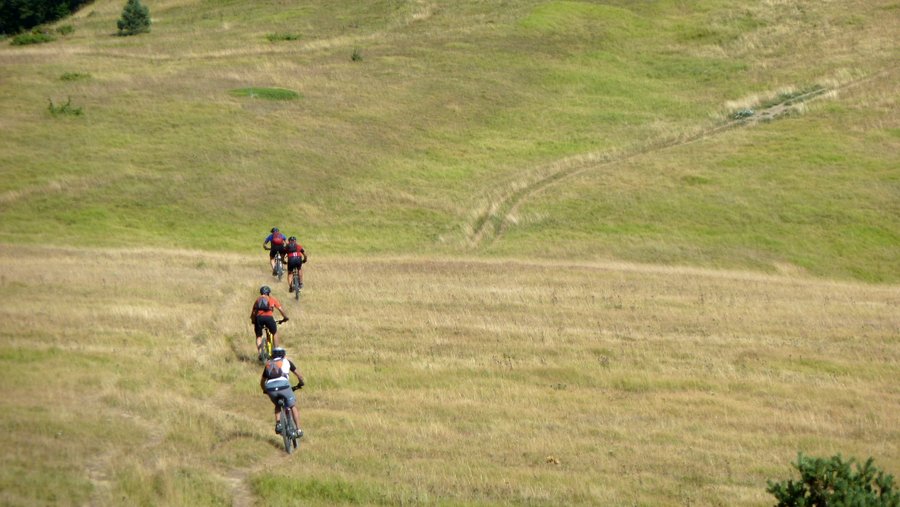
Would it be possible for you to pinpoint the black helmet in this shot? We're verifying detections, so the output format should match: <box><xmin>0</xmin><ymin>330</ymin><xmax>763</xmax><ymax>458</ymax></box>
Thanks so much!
<box><xmin>271</xmin><ymin>227</ymin><xmax>279</xmax><ymax>233</ymax></box>
<box><xmin>272</xmin><ymin>347</ymin><xmax>286</xmax><ymax>358</ymax></box>
<box><xmin>259</xmin><ymin>285</ymin><xmax>271</xmax><ymax>295</ymax></box>
<box><xmin>289</xmin><ymin>236</ymin><xmax>296</xmax><ymax>241</ymax></box>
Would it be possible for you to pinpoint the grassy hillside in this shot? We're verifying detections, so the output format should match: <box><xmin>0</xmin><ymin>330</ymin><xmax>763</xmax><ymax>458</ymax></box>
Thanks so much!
<box><xmin>1</xmin><ymin>246</ymin><xmax>898</xmax><ymax>506</ymax></box>
<box><xmin>0</xmin><ymin>0</ymin><xmax>897</xmax><ymax>280</ymax></box>
<box><xmin>1</xmin><ymin>1</ymin><xmax>899</xmax><ymax>505</ymax></box>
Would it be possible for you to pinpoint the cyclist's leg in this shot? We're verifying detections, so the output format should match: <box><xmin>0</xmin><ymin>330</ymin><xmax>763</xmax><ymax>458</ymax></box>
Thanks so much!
<box><xmin>284</xmin><ymin>391</ymin><xmax>301</xmax><ymax>433</ymax></box>
<box><xmin>263</xmin><ymin>317</ymin><xmax>279</xmax><ymax>348</ymax></box>
<box><xmin>291</xmin><ymin>406</ymin><xmax>300</xmax><ymax>432</ymax></box>
<box><xmin>269</xmin><ymin>249</ymin><xmax>276</xmax><ymax>271</ymax></box>
<box><xmin>254</xmin><ymin>321</ymin><xmax>265</xmax><ymax>358</ymax></box>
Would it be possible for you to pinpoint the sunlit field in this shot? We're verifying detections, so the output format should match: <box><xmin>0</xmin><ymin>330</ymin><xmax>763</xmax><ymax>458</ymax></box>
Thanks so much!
<box><xmin>1</xmin><ymin>0</ymin><xmax>898</xmax><ymax>505</ymax></box>
<box><xmin>1</xmin><ymin>246</ymin><xmax>897</xmax><ymax>505</ymax></box>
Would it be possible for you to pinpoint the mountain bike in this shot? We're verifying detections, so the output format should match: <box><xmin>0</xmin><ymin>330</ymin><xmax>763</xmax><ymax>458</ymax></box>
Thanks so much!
<box><xmin>276</xmin><ymin>385</ymin><xmax>303</xmax><ymax>454</ymax></box>
<box><xmin>274</xmin><ymin>253</ymin><xmax>284</xmax><ymax>281</ymax></box>
<box><xmin>290</xmin><ymin>265</ymin><xmax>301</xmax><ymax>301</ymax></box>
<box><xmin>263</xmin><ymin>246</ymin><xmax>284</xmax><ymax>281</ymax></box>
<box><xmin>259</xmin><ymin>318</ymin><xmax>288</xmax><ymax>363</ymax></box>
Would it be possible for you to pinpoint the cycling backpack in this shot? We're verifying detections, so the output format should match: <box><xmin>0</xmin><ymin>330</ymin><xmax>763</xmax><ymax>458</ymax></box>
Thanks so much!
<box><xmin>256</xmin><ymin>296</ymin><xmax>271</xmax><ymax>313</ymax></box>
<box><xmin>264</xmin><ymin>358</ymin><xmax>286</xmax><ymax>380</ymax></box>
<box><xmin>271</xmin><ymin>234</ymin><xmax>285</xmax><ymax>246</ymax></box>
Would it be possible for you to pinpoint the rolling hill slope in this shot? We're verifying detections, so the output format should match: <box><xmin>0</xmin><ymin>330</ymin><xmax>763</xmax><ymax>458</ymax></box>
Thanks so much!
<box><xmin>0</xmin><ymin>1</ymin><xmax>898</xmax><ymax>505</ymax></box>
<box><xmin>0</xmin><ymin>0</ymin><xmax>897</xmax><ymax>279</ymax></box>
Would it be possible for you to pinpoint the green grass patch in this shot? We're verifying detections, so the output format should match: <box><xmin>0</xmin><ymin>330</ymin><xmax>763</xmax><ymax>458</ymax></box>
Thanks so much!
<box><xmin>47</xmin><ymin>97</ymin><xmax>83</xmax><ymax>116</ymax></box>
<box><xmin>266</xmin><ymin>32</ymin><xmax>300</xmax><ymax>42</ymax></box>
<box><xmin>229</xmin><ymin>87</ymin><xmax>300</xmax><ymax>100</ymax></box>
<box><xmin>60</xmin><ymin>72</ymin><xmax>91</xmax><ymax>81</ymax></box>
<box><xmin>252</xmin><ymin>475</ymin><xmax>388</xmax><ymax>505</ymax></box>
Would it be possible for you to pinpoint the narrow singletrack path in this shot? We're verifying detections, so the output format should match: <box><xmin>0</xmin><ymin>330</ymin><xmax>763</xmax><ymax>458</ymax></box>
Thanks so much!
<box><xmin>466</xmin><ymin>71</ymin><xmax>887</xmax><ymax>247</ymax></box>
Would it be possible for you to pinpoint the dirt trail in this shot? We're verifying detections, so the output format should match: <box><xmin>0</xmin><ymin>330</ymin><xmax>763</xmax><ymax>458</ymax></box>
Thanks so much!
<box><xmin>466</xmin><ymin>72</ymin><xmax>884</xmax><ymax>247</ymax></box>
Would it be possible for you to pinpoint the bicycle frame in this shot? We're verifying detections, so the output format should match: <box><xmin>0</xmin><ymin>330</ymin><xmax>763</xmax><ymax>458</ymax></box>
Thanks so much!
<box><xmin>260</xmin><ymin>318</ymin><xmax>287</xmax><ymax>362</ymax></box>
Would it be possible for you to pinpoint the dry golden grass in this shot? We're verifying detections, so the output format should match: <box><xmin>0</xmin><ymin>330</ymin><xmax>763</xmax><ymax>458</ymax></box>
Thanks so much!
<box><xmin>1</xmin><ymin>244</ymin><xmax>897</xmax><ymax>505</ymax></box>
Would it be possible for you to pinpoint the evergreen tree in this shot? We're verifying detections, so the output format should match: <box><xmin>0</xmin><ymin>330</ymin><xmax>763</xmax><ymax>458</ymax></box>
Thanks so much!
<box><xmin>116</xmin><ymin>0</ymin><xmax>150</xmax><ymax>36</ymax></box>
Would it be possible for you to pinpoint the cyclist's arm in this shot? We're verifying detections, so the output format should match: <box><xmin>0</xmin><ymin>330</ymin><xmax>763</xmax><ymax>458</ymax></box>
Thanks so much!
<box><xmin>277</xmin><ymin>305</ymin><xmax>288</xmax><ymax>320</ymax></box>
<box><xmin>290</xmin><ymin>362</ymin><xmax>304</xmax><ymax>386</ymax></box>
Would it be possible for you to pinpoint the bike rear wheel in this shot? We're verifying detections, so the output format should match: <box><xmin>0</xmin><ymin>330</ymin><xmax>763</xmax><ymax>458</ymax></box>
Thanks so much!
<box><xmin>292</xmin><ymin>270</ymin><xmax>300</xmax><ymax>300</ymax></box>
<box><xmin>275</xmin><ymin>257</ymin><xmax>284</xmax><ymax>281</ymax></box>
<box><xmin>280</xmin><ymin>405</ymin><xmax>294</xmax><ymax>454</ymax></box>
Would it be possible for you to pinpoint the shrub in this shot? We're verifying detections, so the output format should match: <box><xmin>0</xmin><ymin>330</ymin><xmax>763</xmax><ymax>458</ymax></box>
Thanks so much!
<box><xmin>48</xmin><ymin>97</ymin><xmax>83</xmax><ymax>116</ymax></box>
<box><xmin>767</xmin><ymin>453</ymin><xmax>899</xmax><ymax>506</ymax></box>
<box><xmin>117</xmin><ymin>0</ymin><xmax>150</xmax><ymax>36</ymax></box>
<box><xmin>351</xmin><ymin>48</ymin><xmax>363</xmax><ymax>61</ymax></box>
<box><xmin>56</xmin><ymin>24</ymin><xmax>74</xmax><ymax>35</ymax></box>
<box><xmin>11</xmin><ymin>30</ymin><xmax>56</xmax><ymax>45</ymax></box>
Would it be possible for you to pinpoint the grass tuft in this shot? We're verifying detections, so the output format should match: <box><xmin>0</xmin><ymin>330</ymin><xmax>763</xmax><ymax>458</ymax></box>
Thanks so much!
<box><xmin>60</xmin><ymin>72</ymin><xmax>91</xmax><ymax>81</ymax></box>
<box><xmin>47</xmin><ymin>97</ymin><xmax>83</xmax><ymax>116</ymax></box>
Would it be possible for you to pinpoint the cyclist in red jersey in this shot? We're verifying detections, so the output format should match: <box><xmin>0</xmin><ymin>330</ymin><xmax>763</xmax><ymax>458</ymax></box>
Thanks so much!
<box><xmin>250</xmin><ymin>285</ymin><xmax>288</xmax><ymax>360</ymax></box>
<box><xmin>284</xmin><ymin>236</ymin><xmax>307</xmax><ymax>292</ymax></box>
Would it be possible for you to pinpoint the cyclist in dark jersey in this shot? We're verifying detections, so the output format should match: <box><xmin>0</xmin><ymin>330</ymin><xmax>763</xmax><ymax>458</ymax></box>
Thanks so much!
<box><xmin>263</xmin><ymin>227</ymin><xmax>287</xmax><ymax>275</ymax></box>
<box><xmin>284</xmin><ymin>236</ymin><xmax>307</xmax><ymax>292</ymax></box>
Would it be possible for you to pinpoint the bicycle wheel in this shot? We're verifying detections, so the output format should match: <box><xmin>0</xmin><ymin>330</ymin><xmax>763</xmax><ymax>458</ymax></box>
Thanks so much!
<box><xmin>281</xmin><ymin>406</ymin><xmax>293</xmax><ymax>454</ymax></box>
<box><xmin>292</xmin><ymin>270</ymin><xmax>300</xmax><ymax>300</ymax></box>
<box><xmin>275</xmin><ymin>257</ymin><xmax>284</xmax><ymax>281</ymax></box>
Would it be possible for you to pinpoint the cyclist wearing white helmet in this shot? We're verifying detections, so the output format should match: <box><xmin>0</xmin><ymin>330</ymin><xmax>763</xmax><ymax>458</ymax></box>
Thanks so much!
<box><xmin>261</xmin><ymin>347</ymin><xmax>305</xmax><ymax>437</ymax></box>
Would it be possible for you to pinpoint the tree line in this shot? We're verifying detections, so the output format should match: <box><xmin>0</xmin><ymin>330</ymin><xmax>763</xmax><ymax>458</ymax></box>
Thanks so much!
<box><xmin>0</xmin><ymin>0</ymin><xmax>92</xmax><ymax>35</ymax></box>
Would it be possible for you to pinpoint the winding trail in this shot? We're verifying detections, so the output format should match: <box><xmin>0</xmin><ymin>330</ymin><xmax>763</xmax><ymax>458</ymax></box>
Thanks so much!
<box><xmin>466</xmin><ymin>71</ymin><xmax>886</xmax><ymax>247</ymax></box>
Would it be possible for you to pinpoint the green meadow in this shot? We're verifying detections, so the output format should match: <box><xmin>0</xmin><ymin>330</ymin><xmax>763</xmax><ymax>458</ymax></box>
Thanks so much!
<box><xmin>1</xmin><ymin>0</ymin><xmax>898</xmax><ymax>505</ymax></box>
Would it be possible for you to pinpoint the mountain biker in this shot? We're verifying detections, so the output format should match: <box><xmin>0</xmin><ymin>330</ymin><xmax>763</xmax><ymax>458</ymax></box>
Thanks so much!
<box><xmin>284</xmin><ymin>236</ymin><xmax>307</xmax><ymax>292</ymax></box>
<box><xmin>260</xmin><ymin>347</ymin><xmax>304</xmax><ymax>438</ymax></box>
<box><xmin>250</xmin><ymin>285</ymin><xmax>288</xmax><ymax>360</ymax></box>
<box><xmin>263</xmin><ymin>227</ymin><xmax>287</xmax><ymax>276</ymax></box>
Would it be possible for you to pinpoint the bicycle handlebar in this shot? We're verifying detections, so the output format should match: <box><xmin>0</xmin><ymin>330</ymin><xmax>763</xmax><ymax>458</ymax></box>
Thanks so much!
<box><xmin>277</xmin><ymin>318</ymin><xmax>289</xmax><ymax>324</ymax></box>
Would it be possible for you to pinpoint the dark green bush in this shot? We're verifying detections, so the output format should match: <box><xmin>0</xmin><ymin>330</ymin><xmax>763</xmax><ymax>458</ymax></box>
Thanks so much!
<box><xmin>351</xmin><ymin>48</ymin><xmax>363</xmax><ymax>61</ymax></box>
<box><xmin>768</xmin><ymin>453</ymin><xmax>899</xmax><ymax>506</ymax></box>
<box><xmin>10</xmin><ymin>30</ymin><xmax>55</xmax><ymax>45</ymax></box>
<box><xmin>116</xmin><ymin>0</ymin><xmax>150</xmax><ymax>36</ymax></box>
